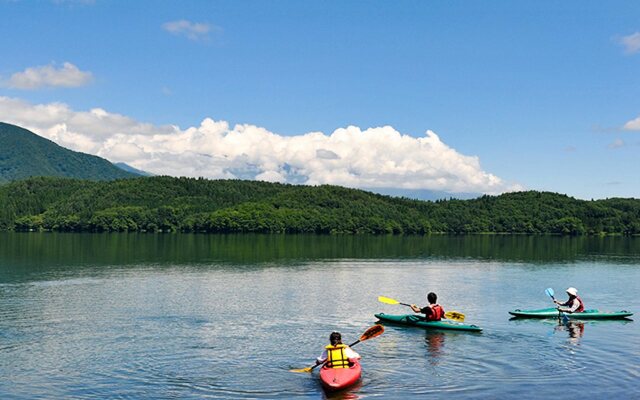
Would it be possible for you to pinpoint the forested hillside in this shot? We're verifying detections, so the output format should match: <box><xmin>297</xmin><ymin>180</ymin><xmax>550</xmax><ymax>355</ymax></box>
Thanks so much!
<box><xmin>0</xmin><ymin>122</ymin><xmax>137</xmax><ymax>182</ymax></box>
<box><xmin>0</xmin><ymin>176</ymin><xmax>638</xmax><ymax>235</ymax></box>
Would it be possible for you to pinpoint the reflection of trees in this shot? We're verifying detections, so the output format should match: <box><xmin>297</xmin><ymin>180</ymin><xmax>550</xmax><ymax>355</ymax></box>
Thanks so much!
<box><xmin>1</xmin><ymin>233</ymin><xmax>640</xmax><ymax>269</ymax></box>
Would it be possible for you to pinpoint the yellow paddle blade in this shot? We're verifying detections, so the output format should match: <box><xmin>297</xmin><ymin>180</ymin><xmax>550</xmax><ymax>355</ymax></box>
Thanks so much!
<box><xmin>289</xmin><ymin>366</ymin><xmax>313</xmax><ymax>373</ymax></box>
<box><xmin>445</xmin><ymin>311</ymin><xmax>465</xmax><ymax>322</ymax></box>
<box><xmin>378</xmin><ymin>296</ymin><xmax>400</xmax><ymax>305</ymax></box>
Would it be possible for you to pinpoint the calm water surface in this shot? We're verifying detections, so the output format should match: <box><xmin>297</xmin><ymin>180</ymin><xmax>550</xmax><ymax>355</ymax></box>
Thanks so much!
<box><xmin>0</xmin><ymin>233</ymin><xmax>639</xmax><ymax>399</ymax></box>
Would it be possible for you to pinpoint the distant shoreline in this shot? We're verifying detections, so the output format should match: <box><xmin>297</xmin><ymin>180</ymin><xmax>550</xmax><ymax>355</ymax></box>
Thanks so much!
<box><xmin>1</xmin><ymin>176</ymin><xmax>639</xmax><ymax>236</ymax></box>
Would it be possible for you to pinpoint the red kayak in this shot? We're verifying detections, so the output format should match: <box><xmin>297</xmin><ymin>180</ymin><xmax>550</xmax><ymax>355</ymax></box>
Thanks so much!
<box><xmin>319</xmin><ymin>361</ymin><xmax>362</xmax><ymax>391</ymax></box>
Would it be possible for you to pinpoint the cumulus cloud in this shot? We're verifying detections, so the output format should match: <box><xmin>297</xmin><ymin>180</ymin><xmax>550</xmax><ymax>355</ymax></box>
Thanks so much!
<box><xmin>619</xmin><ymin>32</ymin><xmax>640</xmax><ymax>54</ymax></box>
<box><xmin>623</xmin><ymin>115</ymin><xmax>640</xmax><ymax>130</ymax></box>
<box><xmin>162</xmin><ymin>20</ymin><xmax>216</xmax><ymax>41</ymax></box>
<box><xmin>5</xmin><ymin>62</ymin><xmax>93</xmax><ymax>90</ymax></box>
<box><xmin>0</xmin><ymin>96</ymin><xmax>521</xmax><ymax>194</ymax></box>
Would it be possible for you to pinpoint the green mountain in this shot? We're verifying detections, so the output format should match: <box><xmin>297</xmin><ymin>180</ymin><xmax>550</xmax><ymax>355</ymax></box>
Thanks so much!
<box><xmin>0</xmin><ymin>176</ymin><xmax>638</xmax><ymax>235</ymax></box>
<box><xmin>0</xmin><ymin>122</ymin><xmax>138</xmax><ymax>183</ymax></box>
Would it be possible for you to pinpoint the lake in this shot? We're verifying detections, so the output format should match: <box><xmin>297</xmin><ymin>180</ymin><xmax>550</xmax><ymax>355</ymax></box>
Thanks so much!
<box><xmin>1</xmin><ymin>233</ymin><xmax>638</xmax><ymax>399</ymax></box>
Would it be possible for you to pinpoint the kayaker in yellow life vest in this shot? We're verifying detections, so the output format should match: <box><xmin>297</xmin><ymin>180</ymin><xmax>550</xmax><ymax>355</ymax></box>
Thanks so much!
<box><xmin>315</xmin><ymin>332</ymin><xmax>361</xmax><ymax>369</ymax></box>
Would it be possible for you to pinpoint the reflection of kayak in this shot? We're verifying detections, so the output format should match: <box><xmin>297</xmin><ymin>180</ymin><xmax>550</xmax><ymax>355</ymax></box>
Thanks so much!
<box><xmin>319</xmin><ymin>361</ymin><xmax>361</xmax><ymax>392</ymax></box>
<box><xmin>509</xmin><ymin>308</ymin><xmax>633</xmax><ymax>319</ymax></box>
<box><xmin>375</xmin><ymin>313</ymin><xmax>483</xmax><ymax>332</ymax></box>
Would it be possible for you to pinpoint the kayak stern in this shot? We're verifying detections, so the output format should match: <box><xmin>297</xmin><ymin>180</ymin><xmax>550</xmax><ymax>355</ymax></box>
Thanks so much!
<box><xmin>319</xmin><ymin>361</ymin><xmax>362</xmax><ymax>392</ymax></box>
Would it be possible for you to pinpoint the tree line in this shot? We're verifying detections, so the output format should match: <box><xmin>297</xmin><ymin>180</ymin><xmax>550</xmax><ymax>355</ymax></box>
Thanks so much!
<box><xmin>0</xmin><ymin>176</ymin><xmax>638</xmax><ymax>235</ymax></box>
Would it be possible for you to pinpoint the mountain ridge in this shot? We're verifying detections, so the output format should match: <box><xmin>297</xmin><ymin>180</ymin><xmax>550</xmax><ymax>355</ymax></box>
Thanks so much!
<box><xmin>0</xmin><ymin>122</ymin><xmax>138</xmax><ymax>182</ymax></box>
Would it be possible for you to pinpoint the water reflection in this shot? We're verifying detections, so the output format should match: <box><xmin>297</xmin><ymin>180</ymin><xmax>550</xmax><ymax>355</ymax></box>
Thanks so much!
<box><xmin>554</xmin><ymin>321</ymin><xmax>585</xmax><ymax>345</ymax></box>
<box><xmin>322</xmin><ymin>381</ymin><xmax>362</xmax><ymax>400</ymax></box>
<box><xmin>424</xmin><ymin>332</ymin><xmax>446</xmax><ymax>363</ymax></box>
<box><xmin>1</xmin><ymin>232</ymin><xmax>639</xmax><ymax>275</ymax></box>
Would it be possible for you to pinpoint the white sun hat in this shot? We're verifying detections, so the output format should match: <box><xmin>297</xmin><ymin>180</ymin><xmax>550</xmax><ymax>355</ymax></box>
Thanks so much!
<box><xmin>566</xmin><ymin>287</ymin><xmax>578</xmax><ymax>296</ymax></box>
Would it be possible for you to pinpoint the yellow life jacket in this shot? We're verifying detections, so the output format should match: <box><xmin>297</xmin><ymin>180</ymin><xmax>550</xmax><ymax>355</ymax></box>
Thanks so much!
<box><xmin>325</xmin><ymin>344</ymin><xmax>350</xmax><ymax>369</ymax></box>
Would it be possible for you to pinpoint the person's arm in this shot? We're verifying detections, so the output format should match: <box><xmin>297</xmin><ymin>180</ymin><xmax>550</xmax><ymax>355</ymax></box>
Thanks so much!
<box><xmin>316</xmin><ymin>350</ymin><xmax>328</xmax><ymax>365</ymax></box>
<box><xmin>557</xmin><ymin>299</ymin><xmax>575</xmax><ymax>312</ymax></box>
<box><xmin>410</xmin><ymin>304</ymin><xmax>421</xmax><ymax>313</ymax></box>
<box><xmin>345</xmin><ymin>347</ymin><xmax>360</xmax><ymax>360</ymax></box>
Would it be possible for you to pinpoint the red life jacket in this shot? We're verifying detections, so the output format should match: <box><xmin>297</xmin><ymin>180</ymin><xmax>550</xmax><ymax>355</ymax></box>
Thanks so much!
<box><xmin>427</xmin><ymin>304</ymin><xmax>445</xmax><ymax>321</ymax></box>
<box><xmin>574</xmin><ymin>295</ymin><xmax>585</xmax><ymax>313</ymax></box>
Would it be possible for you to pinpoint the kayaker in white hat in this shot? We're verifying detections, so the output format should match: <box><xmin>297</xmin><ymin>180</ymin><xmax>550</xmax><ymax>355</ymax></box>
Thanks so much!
<box><xmin>315</xmin><ymin>332</ymin><xmax>360</xmax><ymax>369</ymax></box>
<box><xmin>554</xmin><ymin>287</ymin><xmax>585</xmax><ymax>313</ymax></box>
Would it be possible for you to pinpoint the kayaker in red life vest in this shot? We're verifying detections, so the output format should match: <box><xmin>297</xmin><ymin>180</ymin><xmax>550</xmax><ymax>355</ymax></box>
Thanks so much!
<box><xmin>410</xmin><ymin>292</ymin><xmax>445</xmax><ymax>321</ymax></box>
<box><xmin>315</xmin><ymin>332</ymin><xmax>361</xmax><ymax>369</ymax></box>
<box><xmin>554</xmin><ymin>287</ymin><xmax>585</xmax><ymax>313</ymax></box>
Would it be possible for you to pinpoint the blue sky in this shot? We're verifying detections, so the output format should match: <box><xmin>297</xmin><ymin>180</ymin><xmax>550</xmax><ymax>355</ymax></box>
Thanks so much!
<box><xmin>0</xmin><ymin>1</ymin><xmax>638</xmax><ymax>199</ymax></box>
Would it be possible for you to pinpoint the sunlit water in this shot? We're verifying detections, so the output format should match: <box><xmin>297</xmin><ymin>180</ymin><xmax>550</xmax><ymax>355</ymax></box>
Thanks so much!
<box><xmin>0</xmin><ymin>233</ymin><xmax>638</xmax><ymax>399</ymax></box>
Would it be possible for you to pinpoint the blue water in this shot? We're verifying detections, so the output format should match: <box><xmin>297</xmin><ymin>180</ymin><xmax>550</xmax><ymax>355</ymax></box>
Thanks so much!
<box><xmin>0</xmin><ymin>234</ymin><xmax>638</xmax><ymax>399</ymax></box>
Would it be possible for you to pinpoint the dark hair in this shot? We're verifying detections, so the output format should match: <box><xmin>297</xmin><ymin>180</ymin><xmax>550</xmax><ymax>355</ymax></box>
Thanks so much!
<box><xmin>330</xmin><ymin>332</ymin><xmax>342</xmax><ymax>345</ymax></box>
<box><xmin>427</xmin><ymin>292</ymin><xmax>437</xmax><ymax>304</ymax></box>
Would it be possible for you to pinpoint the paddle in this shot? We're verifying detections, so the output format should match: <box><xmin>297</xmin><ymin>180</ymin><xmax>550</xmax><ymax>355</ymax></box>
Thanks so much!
<box><xmin>545</xmin><ymin>288</ymin><xmax>555</xmax><ymax>301</ymax></box>
<box><xmin>378</xmin><ymin>296</ymin><xmax>466</xmax><ymax>322</ymax></box>
<box><xmin>546</xmin><ymin>288</ymin><xmax>569</xmax><ymax>323</ymax></box>
<box><xmin>444</xmin><ymin>311</ymin><xmax>465</xmax><ymax>322</ymax></box>
<box><xmin>290</xmin><ymin>324</ymin><xmax>385</xmax><ymax>373</ymax></box>
<box><xmin>378</xmin><ymin>295</ymin><xmax>412</xmax><ymax>307</ymax></box>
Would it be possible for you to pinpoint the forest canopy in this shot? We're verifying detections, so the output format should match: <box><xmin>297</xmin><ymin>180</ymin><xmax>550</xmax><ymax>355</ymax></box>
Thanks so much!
<box><xmin>0</xmin><ymin>176</ymin><xmax>638</xmax><ymax>235</ymax></box>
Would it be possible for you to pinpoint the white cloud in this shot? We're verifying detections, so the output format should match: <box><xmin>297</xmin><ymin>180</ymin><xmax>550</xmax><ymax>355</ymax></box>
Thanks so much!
<box><xmin>623</xmin><ymin>115</ymin><xmax>640</xmax><ymax>130</ymax></box>
<box><xmin>162</xmin><ymin>20</ymin><xmax>215</xmax><ymax>41</ymax></box>
<box><xmin>619</xmin><ymin>32</ymin><xmax>640</xmax><ymax>54</ymax></box>
<box><xmin>0</xmin><ymin>96</ymin><xmax>522</xmax><ymax>194</ymax></box>
<box><xmin>5</xmin><ymin>62</ymin><xmax>93</xmax><ymax>90</ymax></box>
